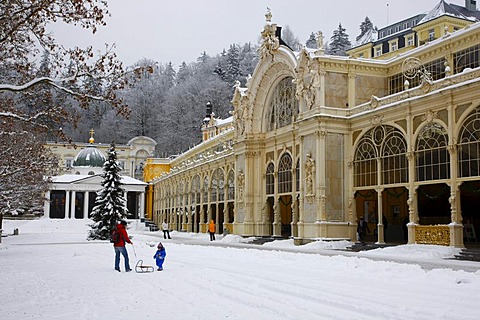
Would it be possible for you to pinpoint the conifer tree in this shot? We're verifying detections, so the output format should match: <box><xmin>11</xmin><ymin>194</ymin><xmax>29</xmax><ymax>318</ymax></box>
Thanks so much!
<box><xmin>88</xmin><ymin>143</ymin><xmax>128</xmax><ymax>240</ymax></box>
<box><xmin>328</xmin><ymin>23</ymin><xmax>351</xmax><ymax>56</ymax></box>
<box><xmin>306</xmin><ymin>32</ymin><xmax>317</xmax><ymax>49</ymax></box>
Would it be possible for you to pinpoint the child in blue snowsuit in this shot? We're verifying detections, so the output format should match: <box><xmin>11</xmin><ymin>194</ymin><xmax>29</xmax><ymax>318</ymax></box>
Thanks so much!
<box><xmin>153</xmin><ymin>242</ymin><xmax>166</xmax><ymax>271</ymax></box>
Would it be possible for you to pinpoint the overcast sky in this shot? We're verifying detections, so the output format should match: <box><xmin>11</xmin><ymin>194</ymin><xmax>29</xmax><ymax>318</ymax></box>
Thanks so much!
<box><xmin>51</xmin><ymin>0</ymin><xmax>457</xmax><ymax>69</ymax></box>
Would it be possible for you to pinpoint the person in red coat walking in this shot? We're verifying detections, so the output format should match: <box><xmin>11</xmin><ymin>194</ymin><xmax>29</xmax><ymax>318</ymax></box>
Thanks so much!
<box><xmin>113</xmin><ymin>220</ymin><xmax>133</xmax><ymax>272</ymax></box>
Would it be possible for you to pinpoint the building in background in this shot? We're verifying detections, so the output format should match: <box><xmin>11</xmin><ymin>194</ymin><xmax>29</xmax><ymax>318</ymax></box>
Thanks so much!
<box><xmin>44</xmin><ymin>132</ymin><xmax>156</xmax><ymax>220</ymax></box>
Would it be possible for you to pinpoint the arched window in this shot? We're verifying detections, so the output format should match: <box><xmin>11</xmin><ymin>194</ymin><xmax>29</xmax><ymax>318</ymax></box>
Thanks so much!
<box><xmin>278</xmin><ymin>153</ymin><xmax>292</xmax><ymax>193</ymax></box>
<box><xmin>381</xmin><ymin>130</ymin><xmax>408</xmax><ymax>184</ymax></box>
<box><xmin>354</xmin><ymin>126</ymin><xmax>407</xmax><ymax>187</ymax></box>
<box><xmin>227</xmin><ymin>170</ymin><xmax>235</xmax><ymax>200</ymax></box>
<box><xmin>459</xmin><ymin>107</ymin><xmax>480</xmax><ymax>177</ymax></box>
<box><xmin>203</xmin><ymin>177</ymin><xmax>209</xmax><ymax>203</ymax></box>
<box><xmin>192</xmin><ymin>175</ymin><xmax>201</xmax><ymax>204</ymax></box>
<box><xmin>354</xmin><ymin>139</ymin><xmax>377</xmax><ymax>187</ymax></box>
<box><xmin>266</xmin><ymin>163</ymin><xmax>275</xmax><ymax>195</ymax></box>
<box><xmin>266</xmin><ymin>77</ymin><xmax>298</xmax><ymax>131</ymax></box>
<box><xmin>416</xmin><ymin>123</ymin><xmax>449</xmax><ymax>181</ymax></box>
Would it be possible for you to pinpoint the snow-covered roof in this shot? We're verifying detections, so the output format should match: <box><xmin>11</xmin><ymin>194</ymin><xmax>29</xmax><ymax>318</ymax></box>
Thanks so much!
<box><xmin>51</xmin><ymin>174</ymin><xmax>147</xmax><ymax>186</ymax></box>
<box><xmin>354</xmin><ymin>28</ymin><xmax>378</xmax><ymax>47</ymax></box>
<box><xmin>419</xmin><ymin>0</ymin><xmax>476</xmax><ymax>24</ymax></box>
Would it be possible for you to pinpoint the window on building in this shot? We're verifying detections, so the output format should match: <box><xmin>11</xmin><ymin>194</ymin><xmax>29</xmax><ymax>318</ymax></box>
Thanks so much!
<box><xmin>458</xmin><ymin>106</ymin><xmax>480</xmax><ymax>178</ymax></box>
<box><xmin>65</xmin><ymin>158</ymin><xmax>73</xmax><ymax>168</ymax></box>
<box><xmin>407</xmin><ymin>36</ymin><xmax>414</xmax><ymax>47</ymax></box>
<box><xmin>403</xmin><ymin>22</ymin><xmax>409</xmax><ymax>29</ymax></box>
<box><xmin>454</xmin><ymin>44</ymin><xmax>480</xmax><ymax>73</ymax></box>
<box><xmin>395</xmin><ymin>25</ymin><xmax>400</xmax><ymax>33</ymax></box>
<box><xmin>391</xmin><ymin>41</ymin><xmax>398</xmax><ymax>52</ymax></box>
<box><xmin>227</xmin><ymin>170</ymin><xmax>235</xmax><ymax>200</ymax></box>
<box><xmin>382</xmin><ymin>130</ymin><xmax>408</xmax><ymax>184</ymax></box>
<box><xmin>375</xmin><ymin>46</ymin><xmax>382</xmax><ymax>57</ymax></box>
<box><xmin>428</xmin><ymin>29</ymin><xmax>435</xmax><ymax>41</ymax></box>
<box><xmin>277</xmin><ymin>153</ymin><xmax>292</xmax><ymax>194</ymax></box>
<box><xmin>266</xmin><ymin>77</ymin><xmax>298</xmax><ymax>132</ymax></box>
<box><xmin>415</xmin><ymin>123</ymin><xmax>450</xmax><ymax>181</ymax></box>
<box><xmin>266</xmin><ymin>163</ymin><xmax>275</xmax><ymax>195</ymax></box>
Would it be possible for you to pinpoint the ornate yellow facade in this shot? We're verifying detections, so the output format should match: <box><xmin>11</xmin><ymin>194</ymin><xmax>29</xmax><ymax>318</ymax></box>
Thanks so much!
<box><xmin>150</xmin><ymin>6</ymin><xmax>480</xmax><ymax>247</ymax></box>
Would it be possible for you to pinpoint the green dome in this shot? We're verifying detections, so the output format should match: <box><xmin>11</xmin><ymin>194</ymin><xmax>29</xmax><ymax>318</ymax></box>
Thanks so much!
<box><xmin>73</xmin><ymin>145</ymin><xmax>107</xmax><ymax>167</ymax></box>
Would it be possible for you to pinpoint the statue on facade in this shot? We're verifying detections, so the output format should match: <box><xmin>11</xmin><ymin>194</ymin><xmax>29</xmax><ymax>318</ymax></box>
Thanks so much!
<box><xmin>305</xmin><ymin>153</ymin><xmax>315</xmax><ymax>203</ymax></box>
<box><xmin>237</xmin><ymin>170</ymin><xmax>245</xmax><ymax>202</ymax></box>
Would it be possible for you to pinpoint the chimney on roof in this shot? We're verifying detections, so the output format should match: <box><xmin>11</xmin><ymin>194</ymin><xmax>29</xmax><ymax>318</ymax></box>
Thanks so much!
<box><xmin>466</xmin><ymin>0</ymin><xmax>477</xmax><ymax>11</ymax></box>
<box><xmin>205</xmin><ymin>101</ymin><xmax>213</xmax><ymax>118</ymax></box>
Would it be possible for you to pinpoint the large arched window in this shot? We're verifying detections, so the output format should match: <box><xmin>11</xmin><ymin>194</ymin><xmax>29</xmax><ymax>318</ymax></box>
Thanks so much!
<box><xmin>416</xmin><ymin>123</ymin><xmax>450</xmax><ymax>181</ymax></box>
<box><xmin>381</xmin><ymin>130</ymin><xmax>408</xmax><ymax>184</ymax></box>
<box><xmin>278</xmin><ymin>153</ymin><xmax>292</xmax><ymax>194</ymax></box>
<box><xmin>192</xmin><ymin>175</ymin><xmax>201</xmax><ymax>205</ymax></box>
<box><xmin>459</xmin><ymin>107</ymin><xmax>480</xmax><ymax>177</ymax></box>
<box><xmin>354</xmin><ymin>126</ymin><xmax>407</xmax><ymax>187</ymax></box>
<box><xmin>354</xmin><ymin>137</ymin><xmax>378</xmax><ymax>187</ymax></box>
<box><xmin>266</xmin><ymin>163</ymin><xmax>275</xmax><ymax>195</ymax></box>
<box><xmin>266</xmin><ymin>77</ymin><xmax>298</xmax><ymax>131</ymax></box>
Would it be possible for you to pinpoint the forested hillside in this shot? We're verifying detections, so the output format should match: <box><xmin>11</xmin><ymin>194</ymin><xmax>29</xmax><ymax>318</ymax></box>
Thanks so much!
<box><xmin>63</xmin><ymin>43</ymin><xmax>259</xmax><ymax>156</ymax></box>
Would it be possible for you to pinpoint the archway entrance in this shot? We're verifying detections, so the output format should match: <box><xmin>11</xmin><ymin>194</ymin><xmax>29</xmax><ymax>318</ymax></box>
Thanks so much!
<box><xmin>417</xmin><ymin>184</ymin><xmax>450</xmax><ymax>225</ymax></box>
<box><xmin>461</xmin><ymin>181</ymin><xmax>480</xmax><ymax>243</ymax></box>
<box><xmin>279</xmin><ymin>195</ymin><xmax>292</xmax><ymax>238</ymax></box>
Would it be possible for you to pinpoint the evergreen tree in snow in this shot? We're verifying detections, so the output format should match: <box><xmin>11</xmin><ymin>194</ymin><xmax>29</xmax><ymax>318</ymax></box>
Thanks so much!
<box><xmin>176</xmin><ymin>61</ymin><xmax>192</xmax><ymax>84</ymax></box>
<box><xmin>225</xmin><ymin>44</ymin><xmax>240</xmax><ymax>84</ymax></box>
<box><xmin>197</xmin><ymin>51</ymin><xmax>210</xmax><ymax>64</ymax></box>
<box><xmin>356</xmin><ymin>17</ymin><xmax>375</xmax><ymax>42</ymax></box>
<box><xmin>281</xmin><ymin>25</ymin><xmax>302</xmax><ymax>51</ymax></box>
<box><xmin>88</xmin><ymin>143</ymin><xmax>128</xmax><ymax>240</ymax></box>
<box><xmin>327</xmin><ymin>23</ymin><xmax>351</xmax><ymax>56</ymax></box>
<box><xmin>306</xmin><ymin>32</ymin><xmax>317</xmax><ymax>49</ymax></box>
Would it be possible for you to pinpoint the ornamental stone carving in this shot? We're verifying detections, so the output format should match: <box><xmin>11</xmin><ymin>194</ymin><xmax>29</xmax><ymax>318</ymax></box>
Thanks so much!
<box><xmin>259</xmin><ymin>8</ymin><xmax>279</xmax><ymax>61</ymax></box>
<box><xmin>304</xmin><ymin>152</ymin><xmax>315</xmax><ymax>203</ymax></box>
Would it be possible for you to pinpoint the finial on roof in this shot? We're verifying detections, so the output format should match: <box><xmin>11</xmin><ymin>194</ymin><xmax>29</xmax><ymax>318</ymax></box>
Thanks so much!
<box><xmin>89</xmin><ymin>128</ymin><xmax>95</xmax><ymax>144</ymax></box>
<box><xmin>265</xmin><ymin>7</ymin><xmax>272</xmax><ymax>22</ymax></box>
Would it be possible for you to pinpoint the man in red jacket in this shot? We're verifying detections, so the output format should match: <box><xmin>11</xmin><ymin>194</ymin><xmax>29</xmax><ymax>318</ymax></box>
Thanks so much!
<box><xmin>113</xmin><ymin>220</ymin><xmax>133</xmax><ymax>272</ymax></box>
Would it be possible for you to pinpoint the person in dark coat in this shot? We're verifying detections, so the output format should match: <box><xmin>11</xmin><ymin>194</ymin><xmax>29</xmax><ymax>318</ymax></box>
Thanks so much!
<box><xmin>357</xmin><ymin>216</ymin><xmax>369</xmax><ymax>245</ymax></box>
<box><xmin>153</xmin><ymin>242</ymin><xmax>167</xmax><ymax>271</ymax></box>
<box><xmin>113</xmin><ymin>220</ymin><xmax>133</xmax><ymax>272</ymax></box>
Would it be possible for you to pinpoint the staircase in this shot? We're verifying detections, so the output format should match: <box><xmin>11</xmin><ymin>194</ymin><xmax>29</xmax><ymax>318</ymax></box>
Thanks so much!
<box><xmin>140</xmin><ymin>218</ymin><xmax>159</xmax><ymax>232</ymax></box>
<box><xmin>454</xmin><ymin>247</ymin><xmax>480</xmax><ymax>262</ymax></box>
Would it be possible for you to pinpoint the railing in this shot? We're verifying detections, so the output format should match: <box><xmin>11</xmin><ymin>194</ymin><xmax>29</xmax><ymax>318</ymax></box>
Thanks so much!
<box><xmin>415</xmin><ymin>225</ymin><xmax>450</xmax><ymax>245</ymax></box>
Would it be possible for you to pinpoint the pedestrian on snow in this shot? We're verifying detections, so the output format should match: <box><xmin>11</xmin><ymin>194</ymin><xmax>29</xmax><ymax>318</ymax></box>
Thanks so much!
<box><xmin>162</xmin><ymin>219</ymin><xmax>171</xmax><ymax>239</ymax></box>
<box><xmin>113</xmin><ymin>220</ymin><xmax>133</xmax><ymax>272</ymax></box>
<box><xmin>357</xmin><ymin>216</ymin><xmax>369</xmax><ymax>245</ymax></box>
<box><xmin>208</xmin><ymin>219</ymin><xmax>216</xmax><ymax>241</ymax></box>
<box><xmin>153</xmin><ymin>242</ymin><xmax>166</xmax><ymax>271</ymax></box>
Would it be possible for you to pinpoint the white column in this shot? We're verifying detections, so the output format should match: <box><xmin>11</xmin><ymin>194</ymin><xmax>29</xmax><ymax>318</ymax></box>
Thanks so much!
<box><xmin>65</xmin><ymin>191</ymin><xmax>70</xmax><ymax>219</ymax></box>
<box><xmin>44</xmin><ymin>190</ymin><xmax>51</xmax><ymax>218</ymax></box>
<box><xmin>139</xmin><ymin>192</ymin><xmax>145</xmax><ymax>219</ymax></box>
<box><xmin>83</xmin><ymin>191</ymin><xmax>89</xmax><ymax>220</ymax></box>
<box><xmin>71</xmin><ymin>191</ymin><xmax>76</xmax><ymax>219</ymax></box>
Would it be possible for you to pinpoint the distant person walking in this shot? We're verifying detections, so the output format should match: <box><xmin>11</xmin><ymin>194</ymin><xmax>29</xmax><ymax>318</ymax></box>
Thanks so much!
<box><xmin>208</xmin><ymin>219</ymin><xmax>216</xmax><ymax>241</ymax></box>
<box><xmin>357</xmin><ymin>216</ymin><xmax>369</xmax><ymax>246</ymax></box>
<box><xmin>162</xmin><ymin>219</ymin><xmax>171</xmax><ymax>239</ymax></box>
<box><xmin>153</xmin><ymin>242</ymin><xmax>166</xmax><ymax>271</ymax></box>
<box><xmin>113</xmin><ymin>220</ymin><xmax>133</xmax><ymax>272</ymax></box>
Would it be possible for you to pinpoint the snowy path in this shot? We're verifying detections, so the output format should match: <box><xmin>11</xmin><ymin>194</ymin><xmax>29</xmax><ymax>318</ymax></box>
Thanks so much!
<box><xmin>1</xmin><ymin>219</ymin><xmax>480</xmax><ymax>320</ymax></box>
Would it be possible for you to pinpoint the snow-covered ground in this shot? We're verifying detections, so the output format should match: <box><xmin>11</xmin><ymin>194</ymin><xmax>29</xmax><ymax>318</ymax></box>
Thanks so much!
<box><xmin>1</xmin><ymin>218</ymin><xmax>479</xmax><ymax>320</ymax></box>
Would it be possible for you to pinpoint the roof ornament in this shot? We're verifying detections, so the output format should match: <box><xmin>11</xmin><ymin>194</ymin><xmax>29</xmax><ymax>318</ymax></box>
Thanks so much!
<box><xmin>258</xmin><ymin>8</ymin><xmax>279</xmax><ymax>61</ymax></box>
<box><xmin>89</xmin><ymin>128</ymin><xmax>95</xmax><ymax>144</ymax></box>
<box><xmin>315</xmin><ymin>31</ymin><xmax>325</xmax><ymax>55</ymax></box>
<box><xmin>402</xmin><ymin>57</ymin><xmax>433</xmax><ymax>87</ymax></box>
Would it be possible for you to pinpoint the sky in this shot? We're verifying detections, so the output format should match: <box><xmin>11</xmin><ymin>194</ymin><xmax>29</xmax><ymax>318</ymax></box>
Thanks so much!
<box><xmin>49</xmin><ymin>0</ymin><xmax>451</xmax><ymax>69</ymax></box>
<box><xmin>1</xmin><ymin>218</ymin><xmax>480</xmax><ymax>320</ymax></box>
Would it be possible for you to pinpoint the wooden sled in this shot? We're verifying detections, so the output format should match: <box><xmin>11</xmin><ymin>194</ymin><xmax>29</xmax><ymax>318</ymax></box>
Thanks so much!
<box><xmin>135</xmin><ymin>259</ymin><xmax>154</xmax><ymax>273</ymax></box>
